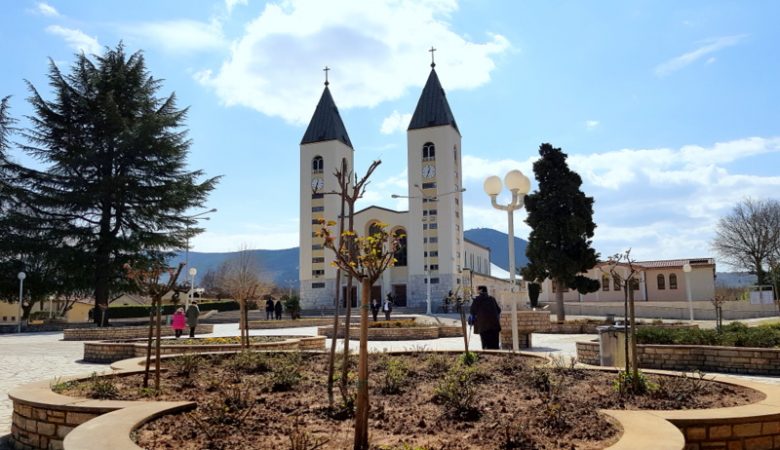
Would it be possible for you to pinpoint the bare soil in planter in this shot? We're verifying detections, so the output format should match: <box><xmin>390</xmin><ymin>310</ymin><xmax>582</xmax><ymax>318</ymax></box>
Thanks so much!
<box><xmin>65</xmin><ymin>352</ymin><xmax>761</xmax><ymax>450</ymax></box>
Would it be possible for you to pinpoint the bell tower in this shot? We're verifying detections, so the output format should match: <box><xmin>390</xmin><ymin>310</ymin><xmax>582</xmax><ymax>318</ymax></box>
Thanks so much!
<box><xmin>406</xmin><ymin>54</ymin><xmax>464</xmax><ymax>307</ymax></box>
<box><xmin>299</xmin><ymin>71</ymin><xmax>354</xmax><ymax>308</ymax></box>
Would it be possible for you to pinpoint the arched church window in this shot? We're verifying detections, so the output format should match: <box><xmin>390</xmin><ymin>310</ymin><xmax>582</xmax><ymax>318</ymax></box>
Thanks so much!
<box><xmin>601</xmin><ymin>274</ymin><xmax>610</xmax><ymax>291</ymax></box>
<box><xmin>657</xmin><ymin>274</ymin><xmax>666</xmax><ymax>290</ymax></box>
<box><xmin>422</xmin><ymin>142</ymin><xmax>435</xmax><ymax>161</ymax></box>
<box><xmin>393</xmin><ymin>228</ymin><xmax>407</xmax><ymax>267</ymax></box>
<box><xmin>613</xmin><ymin>274</ymin><xmax>621</xmax><ymax>291</ymax></box>
<box><xmin>312</xmin><ymin>156</ymin><xmax>324</xmax><ymax>173</ymax></box>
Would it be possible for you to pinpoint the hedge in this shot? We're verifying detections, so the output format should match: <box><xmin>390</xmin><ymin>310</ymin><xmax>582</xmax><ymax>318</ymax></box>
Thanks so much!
<box><xmin>107</xmin><ymin>299</ymin><xmax>239</xmax><ymax>319</ymax></box>
<box><xmin>636</xmin><ymin>322</ymin><xmax>780</xmax><ymax>348</ymax></box>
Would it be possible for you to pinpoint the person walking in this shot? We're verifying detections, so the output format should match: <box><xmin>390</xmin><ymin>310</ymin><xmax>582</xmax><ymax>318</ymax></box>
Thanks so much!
<box><xmin>274</xmin><ymin>298</ymin><xmax>283</xmax><ymax>320</ymax></box>
<box><xmin>470</xmin><ymin>286</ymin><xmax>502</xmax><ymax>350</ymax></box>
<box><xmin>370</xmin><ymin>298</ymin><xmax>380</xmax><ymax>322</ymax></box>
<box><xmin>171</xmin><ymin>307</ymin><xmax>186</xmax><ymax>339</ymax></box>
<box><xmin>185</xmin><ymin>301</ymin><xmax>200</xmax><ymax>338</ymax></box>
<box><xmin>382</xmin><ymin>294</ymin><xmax>393</xmax><ymax>321</ymax></box>
<box><xmin>265</xmin><ymin>297</ymin><xmax>275</xmax><ymax>320</ymax></box>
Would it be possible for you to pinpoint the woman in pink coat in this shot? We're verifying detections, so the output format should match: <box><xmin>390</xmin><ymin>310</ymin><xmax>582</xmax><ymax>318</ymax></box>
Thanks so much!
<box><xmin>171</xmin><ymin>307</ymin><xmax>186</xmax><ymax>338</ymax></box>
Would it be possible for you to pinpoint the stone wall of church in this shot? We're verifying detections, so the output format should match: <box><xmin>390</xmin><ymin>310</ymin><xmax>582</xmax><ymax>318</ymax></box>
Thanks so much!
<box><xmin>408</xmin><ymin>274</ymin><xmax>459</xmax><ymax>311</ymax></box>
<box><xmin>300</xmin><ymin>279</ymin><xmax>337</xmax><ymax>310</ymax></box>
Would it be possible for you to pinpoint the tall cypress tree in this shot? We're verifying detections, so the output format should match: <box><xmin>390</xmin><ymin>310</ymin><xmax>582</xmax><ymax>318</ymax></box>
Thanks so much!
<box><xmin>522</xmin><ymin>143</ymin><xmax>599</xmax><ymax>322</ymax></box>
<box><xmin>20</xmin><ymin>43</ymin><xmax>219</xmax><ymax>323</ymax></box>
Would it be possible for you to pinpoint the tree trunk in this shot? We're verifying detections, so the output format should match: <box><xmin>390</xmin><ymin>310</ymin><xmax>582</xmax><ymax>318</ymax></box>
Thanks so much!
<box><xmin>628</xmin><ymin>283</ymin><xmax>639</xmax><ymax>391</ymax></box>
<box><xmin>94</xmin><ymin>209</ymin><xmax>112</xmax><ymax>326</ymax></box>
<box><xmin>154</xmin><ymin>296</ymin><xmax>162</xmax><ymax>391</ymax></box>
<box><xmin>340</xmin><ymin>275</ymin><xmax>354</xmax><ymax>401</ymax></box>
<box><xmin>353</xmin><ymin>278</ymin><xmax>371</xmax><ymax>450</ymax></box>
<box><xmin>555</xmin><ymin>279</ymin><xmax>565</xmax><ymax>323</ymax></box>
<box><xmin>328</xmin><ymin>268</ymin><xmax>342</xmax><ymax>409</ymax></box>
<box><xmin>143</xmin><ymin>304</ymin><xmax>155</xmax><ymax>388</ymax></box>
<box><xmin>460</xmin><ymin>302</ymin><xmax>469</xmax><ymax>353</ymax></box>
<box><xmin>239</xmin><ymin>299</ymin><xmax>248</xmax><ymax>348</ymax></box>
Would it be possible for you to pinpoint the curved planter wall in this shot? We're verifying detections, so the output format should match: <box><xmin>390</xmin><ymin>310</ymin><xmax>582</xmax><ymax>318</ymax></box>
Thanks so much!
<box><xmin>63</xmin><ymin>324</ymin><xmax>214</xmax><ymax>341</ymax></box>
<box><xmin>576</xmin><ymin>340</ymin><xmax>780</xmax><ymax>376</ymax></box>
<box><xmin>10</xmin><ymin>352</ymin><xmax>780</xmax><ymax>450</ymax></box>
<box><xmin>317</xmin><ymin>325</ymin><xmax>462</xmax><ymax>340</ymax></box>
<box><xmin>83</xmin><ymin>336</ymin><xmax>326</xmax><ymax>363</ymax></box>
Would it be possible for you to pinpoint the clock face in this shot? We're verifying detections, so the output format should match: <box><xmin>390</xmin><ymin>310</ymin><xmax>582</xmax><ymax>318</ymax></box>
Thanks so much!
<box><xmin>311</xmin><ymin>177</ymin><xmax>324</xmax><ymax>191</ymax></box>
<box><xmin>422</xmin><ymin>164</ymin><xmax>436</xmax><ymax>179</ymax></box>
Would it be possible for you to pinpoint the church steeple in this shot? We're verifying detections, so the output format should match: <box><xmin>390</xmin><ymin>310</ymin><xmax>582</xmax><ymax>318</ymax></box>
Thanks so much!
<box><xmin>408</xmin><ymin>67</ymin><xmax>459</xmax><ymax>134</ymax></box>
<box><xmin>301</xmin><ymin>84</ymin><xmax>353</xmax><ymax>148</ymax></box>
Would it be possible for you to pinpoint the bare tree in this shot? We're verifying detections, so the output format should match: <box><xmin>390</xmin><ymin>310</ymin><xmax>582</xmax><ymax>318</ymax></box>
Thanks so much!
<box><xmin>124</xmin><ymin>262</ymin><xmax>185</xmax><ymax>391</ymax></box>
<box><xmin>713</xmin><ymin>198</ymin><xmax>780</xmax><ymax>287</ymax></box>
<box><xmin>606</xmin><ymin>251</ymin><xmax>641</xmax><ymax>393</ymax></box>
<box><xmin>219</xmin><ymin>246</ymin><xmax>268</xmax><ymax>348</ymax></box>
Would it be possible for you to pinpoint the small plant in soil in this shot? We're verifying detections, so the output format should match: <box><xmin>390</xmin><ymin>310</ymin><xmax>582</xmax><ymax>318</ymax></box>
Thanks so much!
<box><xmin>380</xmin><ymin>357</ymin><xmax>409</xmax><ymax>395</ymax></box>
<box><xmin>652</xmin><ymin>370</ymin><xmax>709</xmax><ymax>403</ymax></box>
<box><xmin>228</xmin><ymin>350</ymin><xmax>272</xmax><ymax>375</ymax></box>
<box><xmin>500</xmin><ymin>420</ymin><xmax>537</xmax><ymax>450</ymax></box>
<box><xmin>49</xmin><ymin>377</ymin><xmax>76</xmax><ymax>394</ymax></box>
<box><xmin>271</xmin><ymin>352</ymin><xmax>303</xmax><ymax>392</ymax></box>
<box><xmin>613</xmin><ymin>370</ymin><xmax>657</xmax><ymax>396</ymax></box>
<box><xmin>288</xmin><ymin>416</ymin><xmax>328</xmax><ymax>450</ymax></box>
<box><xmin>173</xmin><ymin>353</ymin><xmax>201</xmax><ymax>378</ymax></box>
<box><xmin>458</xmin><ymin>351</ymin><xmax>478</xmax><ymax>366</ymax></box>
<box><xmin>433</xmin><ymin>361</ymin><xmax>481</xmax><ymax>420</ymax></box>
<box><xmin>87</xmin><ymin>372</ymin><xmax>119</xmax><ymax>399</ymax></box>
<box><xmin>424</xmin><ymin>353</ymin><xmax>450</xmax><ymax>376</ymax></box>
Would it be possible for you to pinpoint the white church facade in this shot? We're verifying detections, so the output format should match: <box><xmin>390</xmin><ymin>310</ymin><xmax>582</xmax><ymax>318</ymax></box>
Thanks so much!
<box><xmin>298</xmin><ymin>63</ymin><xmax>491</xmax><ymax>309</ymax></box>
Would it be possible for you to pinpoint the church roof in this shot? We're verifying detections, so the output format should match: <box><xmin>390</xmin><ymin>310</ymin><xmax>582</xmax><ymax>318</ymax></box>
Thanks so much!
<box><xmin>408</xmin><ymin>68</ymin><xmax>459</xmax><ymax>134</ymax></box>
<box><xmin>301</xmin><ymin>86</ymin><xmax>353</xmax><ymax>148</ymax></box>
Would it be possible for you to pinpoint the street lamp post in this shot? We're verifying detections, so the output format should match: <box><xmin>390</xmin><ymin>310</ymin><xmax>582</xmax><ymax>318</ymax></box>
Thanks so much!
<box><xmin>683</xmin><ymin>263</ymin><xmax>693</xmax><ymax>321</ymax></box>
<box><xmin>392</xmin><ymin>187</ymin><xmax>466</xmax><ymax>315</ymax></box>
<box><xmin>184</xmin><ymin>208</ymin><xmax>217</xmax><ymax>267</ymax></box>
<box><xmin>187</xmin><ymin>267</ymin><xmax>197</xmax><ymax>311</ymax></box>
<box><xmin>17</xmin><ymin>272</ymin><xmax>26</xmax><ymax>333</ymax></box>
<box><xmin>483</xmin><ymin>170</ymin><xmax>531</xmax><ymax>352</ymax></box>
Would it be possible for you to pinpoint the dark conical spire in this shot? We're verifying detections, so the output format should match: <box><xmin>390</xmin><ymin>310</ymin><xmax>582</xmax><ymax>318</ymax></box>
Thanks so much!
<box><xmin>408</xmin><ymin>67</ymin><xmax>459</xmax><ymax>133</ymax></box>
<box><xmin>301</xmin><ymin>85</ymin><xmax>353</xmax><ymax>148</ymax></box>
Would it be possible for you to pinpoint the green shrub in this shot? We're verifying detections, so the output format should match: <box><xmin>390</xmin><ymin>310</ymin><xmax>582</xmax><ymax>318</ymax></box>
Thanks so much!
<box><xmin>434</xmin><ymin>362</ymin><xmax>481</xmax><ymax>420</ymax></box>
<box><xmin>381</xmin><ymin>358</ymin><xmax>409</xmax><ymax>395</ymax></box>
<box><xmin>227</xmin><ymin>350</ymin><xmax>272</xmax><ymax>375</ymax></box>
<box><xmin>107</xmin><ymin>299</ymin><xmax>239</xmax><ymax>318</ymax></box>
<box><xmin>613</xmin><ymin>370</ymin><xmax>657</xmax><ymax>396</ymax></box>
<box><xmin>172</xmin><ymin>353</ymin><xmax>201</xmax><ymax>379</ymax></box>
<box><xmin>87</xmin><ymin>372</ymin><xmax>119</xmax><ymax>399</ymax></box>
<box><xmin>425</xmin><ymin>353</ymin><xmax>451</xmax><ymax>375</ymax></box>
<box><xmin>636</xmin><ymin>323</ymin><xmax>780</xmax><ymax>348</ymax></box>
<box><xmin>271</xmin><ymin>353</ymin><xmax>302</xmax><ymax>392</ymax></box>
<box><xmin>458</xmin><ymin>351</ymin><xmax>478</xmax><ymax>366</ymax></box>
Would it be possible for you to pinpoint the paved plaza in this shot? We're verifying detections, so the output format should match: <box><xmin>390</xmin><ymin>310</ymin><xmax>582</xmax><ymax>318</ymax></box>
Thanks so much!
<box><xmin>3</xmin><ymin>316</ymin><xmax>780</xmax><ymax>447</ymax></box>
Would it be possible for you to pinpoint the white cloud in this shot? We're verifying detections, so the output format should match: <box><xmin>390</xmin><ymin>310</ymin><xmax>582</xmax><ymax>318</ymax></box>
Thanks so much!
<box><xmin>654</xmin><ymin>34</ymin><xmax>747</xmax><ymax>77</ymax></box>
<box><xmin>196</xmin><ymin>0</ymin><xmax>510</xmax><ymax>124</ymax></box>
<box><xmin>36</xmin><ymin>2</ymin><xmax>59</xmax><ymax>17</ymax></box>
<box><xmin>380</xmin><ymin>111</ymin><xmax>412</xmax><ymax>134</ymax></box>
<box><xmin>121</xmin><ymin>19</ymin><xmax>226</xmax><ymax>54</ymax></box>
<box><xmin>585</xmin><ymin>120</ymin><xmax>599</xmax><ymax>130</ymax></box>
<box><xmin>46</xmin><ymin>25</ymin><xmax>101</xmax><ymax>54</ymax></box>
<box><xmin>225</xmin><ymin>0</ymin><xmax>248</xmax><ymax>14</ymax></box>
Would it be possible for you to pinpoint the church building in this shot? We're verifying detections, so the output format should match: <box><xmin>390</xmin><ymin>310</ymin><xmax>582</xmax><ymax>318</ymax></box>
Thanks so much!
<box><xmin>298</xmin><ymin>61</ymin><xmax>491</xmax><ymax>310</ymax></box>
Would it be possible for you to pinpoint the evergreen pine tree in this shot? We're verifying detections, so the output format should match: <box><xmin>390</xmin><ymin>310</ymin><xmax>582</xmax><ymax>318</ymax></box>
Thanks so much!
<box><xmin>19</xmin><ymin>43</ymin><xmax>218</xmax><ymax>323</ymax></box>
<box><xmin>522</xmin><ymin>143</ymin><xmax>599</xmax><ymax>322</ymax></box>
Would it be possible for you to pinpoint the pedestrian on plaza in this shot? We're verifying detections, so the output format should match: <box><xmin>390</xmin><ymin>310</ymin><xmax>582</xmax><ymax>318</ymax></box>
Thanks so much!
<box><xmin>382</xmin><ymin>294</ymin><xmax>393</xmax><ymax>321</ymax></box>
<box><xmin>186</xmin><ymin>301</ymin><xmax>200</xmax><ymax>338</ymax></box>
<box><xmin>265</xmin><ymin>297</ymin><xmax>275</xmax><ymax>320</ymax></box>
<box><xmin>470</xmin><ymin>285</ymin><xmax>501</xmax><ymax>350</ymax></box>
<box><xmin>274</xmin><ymin>299</ymin><xmax>283</xmax><ymax>320</ymax></box>
<box><xmin>171</xmin><ymin>307</ymin><xmax>186</xmax><ymax>339</ymax></box>
<box><xmin>370</xmin><ymin>298</ymin><xmax>380</xmax><ymax>322</ymax></box>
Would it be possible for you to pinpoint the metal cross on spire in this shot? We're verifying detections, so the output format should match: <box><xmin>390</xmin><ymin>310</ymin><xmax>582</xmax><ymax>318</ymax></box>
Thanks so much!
<box><xmin>429</xmin><ymin>46</ymin><xmax>437</xmax><ymax>68</ymax></box>
<box><xmin>323</xmin><ymin>66</ymin><xmax>330</xmax><ymax>86</ymax></box>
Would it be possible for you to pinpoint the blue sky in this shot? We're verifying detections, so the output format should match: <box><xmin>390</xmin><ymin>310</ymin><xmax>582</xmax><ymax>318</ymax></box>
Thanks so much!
<box><xmin>1</xmin><ymin>0</ymin><xmax>779</xmax><ymax>268</ymax></box>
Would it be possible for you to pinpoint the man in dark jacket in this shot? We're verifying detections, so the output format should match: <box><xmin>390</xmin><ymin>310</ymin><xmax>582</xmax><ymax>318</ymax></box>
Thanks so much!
<box><xmin>470</xmin><ymin>286</ymin><xmax>501</xmax><ymax>349</ymax></box>
<box><xmin>265</xmin><ymin>297</ymin><xmax>275</xmax><ymax>320</ymax></box>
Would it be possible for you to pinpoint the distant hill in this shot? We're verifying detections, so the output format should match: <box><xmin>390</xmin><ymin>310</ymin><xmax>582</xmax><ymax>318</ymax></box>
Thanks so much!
<box><xmin>169</xmin><ymin>248</ymin><xmax>299</xmax><ymax>289</ymax></box>
<box><xmin>464</xmin><ymin>228</ymin><xmax>528</xmax><ymax>274</ymax></box>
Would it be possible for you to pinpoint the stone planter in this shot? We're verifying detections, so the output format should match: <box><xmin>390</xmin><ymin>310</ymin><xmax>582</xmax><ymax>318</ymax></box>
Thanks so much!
<box><xmin>62</xmin><ymin>324</ymin><xmax>214</xmax><ymax>341</ymax></box>
<box><xmin>316</xmin><ymin>325</ymin><xmax>462</xmax><ymax>340</ymax></box>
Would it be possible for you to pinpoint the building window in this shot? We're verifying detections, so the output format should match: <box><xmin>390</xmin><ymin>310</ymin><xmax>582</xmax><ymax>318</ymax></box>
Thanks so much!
<box><xmin>602</xmin><ymin>274</ymin><xmax>610</xmax><ymax>291</ymax></box>
<box><xmin>657</xmin><ymin>274</ymin><xmax>666</xmax><ymax>290</ymax></box>
<box><xmin>613</xmin><ymin>274</ymin><xmax>621</xmax><ymax>291</ymax></box>
<box><xmin>422</xmin><ymin>224</ymin><xmax>427</xmax><ymax>230</ymax></box>
<box><xmin>422</xmin><ymin>182</ymin><xmax>436</xmax><ymax>189</ymax></box>
<box><xmin>394</xmin><ymin>229</ymin><xmax>407</xmax><ymax>266</ymax></box>
<box><xmin>422</xmin><ymin>142</ymin><xmax>435</xmax><ymax>161</ymax></box>
<box><xmin>312</xmin><ymin>282</ymin><xmax>325</xmax><ymax>289</ymax></box>
<box><xmin>426</xmin><ymin>277</ymin><xmax>440</xmax><ymax>284</ymax></box>
<box><xmin>312</xmin><ymin>206</ymin><xmax>324</xmax><ymax>212</ymax></box>
<box><xmin>312</xmin><ymin>156</ymin><xmax>324</xmax><ymax>173</ymax></box>
<box><xmin>429</xmin><ymin>223</ymin><xmax>438</xmax><ymax>230</ymax></box>
<box><xmin>630</xmin><ymin>278</ymin><xmax>640</xmax><ymax>291</ymax></box>
<box><xmin>429</xmin><ymin>237</ymin><xmax>438</xmax><ymax>243</ymax></box>
<box><xmin>429</xmin><ymin>264</ymin><xmax>439</xmax><ymax>271</ymax></box>
<box><xmin>312</xmin><ymin>193</ymin><xmax>324</xmax><ymax>199</ymax></box>
<box><xmin>669</xmin><ymin>274</ymin><xmax>678</xmax><ymax>290</ymax></box>
<box><xmin>312</xmin><ymin>270</ymin><xmax>324</xmax><ymax>277</ymax></box>
<box><xmin>312</xmin><ymin>257</ymin><xmax>324</xmax><ymax>264</ymax></box>
<box><xmin>429</xmin><ymin>209</ymin><xmax>437</xmax><ymax>216</ymax></box>
<box><xmin>311</xmin><ymin>219</ymin><xmax>321</xmax><ymax>224</ymax></box>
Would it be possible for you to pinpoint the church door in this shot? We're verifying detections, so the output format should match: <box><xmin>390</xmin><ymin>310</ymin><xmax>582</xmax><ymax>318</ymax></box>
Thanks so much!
<box><xmin>370</xmin><ymin>286</ymin><xmax>382</xmax><ymax>305</ymax></box>
<box><xmin>392</xmin><ymin>284</ymin><xmax>407</xmax><ymax>307</ymax></box>
<box><xmin>342</xmin><ymin>286</ymin><xmax>358</xmax><ymax>308</ymax></box>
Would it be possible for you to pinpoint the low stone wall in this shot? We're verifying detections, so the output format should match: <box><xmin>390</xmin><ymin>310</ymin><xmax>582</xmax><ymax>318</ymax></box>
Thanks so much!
<box><xmin>576</xmin><ymin>340</ymin><xmax>780</xmax><ymax>375</ymax></box>
<box><xmin>543</xmin><ymin>321</ymin><xmax>698</xmax><ymax>334</ymax></box>
<box><xmin>246</xmin><ymin>318</ymin><xmax>360</xmax><ymax>329</ymax></box>
<box><xmin>63</xmin><ymin>324</ymin><xmax>213</xmax><ymax>341</ymax></box>
<box><xmin>671</xmin><ymin>414</ymin><xmax>780</xmax><ymax>450</ymax></box>
<box><xmin>499</xmin><ymin>332</ymin><xmax>532</xmax><ymax>349</ymax></box>
<box><xmin>576</xmin><ymin>340</ymin><xmax>600</xmax><ymax>365</ymax></box>
<box><xmin>83</xmin><ymin>336</ymin><xmax>326</xmax><ymax>363</ymax></box>
<box><xmin>497</xmin><ymin>310</ymin><xmax>551</xmax><ymax>349</ymax></box>
<box><xmin>318</xmin><ymin>325</ymin><xmax>461</xmax><ymax>341</ymax></box>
